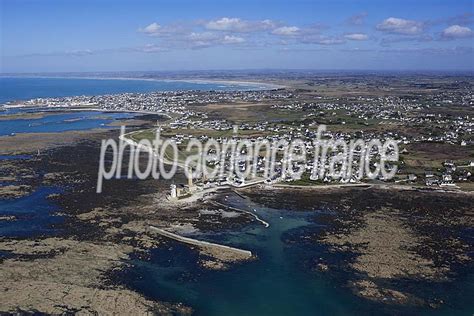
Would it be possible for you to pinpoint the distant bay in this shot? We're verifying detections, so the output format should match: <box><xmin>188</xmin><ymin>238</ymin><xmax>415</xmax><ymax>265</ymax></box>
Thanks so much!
<box><xmin>0</xmin><ymin>77</ymin><xmax>268</xmax><ymax>104</ymax></box>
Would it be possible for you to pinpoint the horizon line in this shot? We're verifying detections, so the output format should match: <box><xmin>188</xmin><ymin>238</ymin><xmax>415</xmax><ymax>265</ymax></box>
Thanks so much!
<box><xmin>1</xmin><ymin>68</ymin><xmax>474</xmax><ymax>75</ymax></box>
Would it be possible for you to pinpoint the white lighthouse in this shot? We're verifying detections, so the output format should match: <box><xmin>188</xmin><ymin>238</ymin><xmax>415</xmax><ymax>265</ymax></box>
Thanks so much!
<box><xmin>170</xmin><ymin>184</ymin><xmax>177</xmax><ymax>199</ymax></box>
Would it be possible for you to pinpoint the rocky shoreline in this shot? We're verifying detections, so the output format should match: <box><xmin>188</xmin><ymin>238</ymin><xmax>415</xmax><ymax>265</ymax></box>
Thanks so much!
<box><xmin>242</xmin><ymin>186</ymin><xmax>474</xmax><ymax>307</ymax></box>
<box><xmin>0</xmin><ymin>117</ymin><xmax>256</xmax><ymax>313</ymax></box>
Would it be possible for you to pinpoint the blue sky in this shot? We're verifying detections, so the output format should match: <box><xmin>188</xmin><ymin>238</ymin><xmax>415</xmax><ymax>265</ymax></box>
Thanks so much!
<box><xmin>1</xmin><ymin>0</ymin><xmax>473</xmax><ymax>72</ymax></box>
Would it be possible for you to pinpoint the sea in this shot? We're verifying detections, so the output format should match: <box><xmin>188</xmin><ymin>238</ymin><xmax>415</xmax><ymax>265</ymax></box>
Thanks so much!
<box><xmin>0</xmin><ymin>77</ymin><xmax>472</xmax><ymax>315</ymax></box>
<box><xmin>0</xmin><ymin>76</ymin><xmax>267</xmax><ymax>104</ymax></box>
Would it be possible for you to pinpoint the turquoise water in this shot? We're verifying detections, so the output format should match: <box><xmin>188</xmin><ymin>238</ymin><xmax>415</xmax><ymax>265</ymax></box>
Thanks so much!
<box><xmin>0</xmin><ymin>77</ymin><xmax>263</xmax><ymax>104</ymax></box>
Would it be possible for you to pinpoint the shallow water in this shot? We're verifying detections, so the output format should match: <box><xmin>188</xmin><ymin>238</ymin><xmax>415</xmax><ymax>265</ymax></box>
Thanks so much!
<box><xmin>0</xmin><ymin>107</ymin><xmax>136</xmax><ymax>236</ymax></box>
<box><xmin>0</xmin><ymin>109</ymin><xmax>134</xmax><ymax>136</ymax></box>
<box><xmin>0</xmin><ymin>154</ymin><xmax>32</xmax><ymax>160</ymax></box>
<box><xmin>0</xmin><ymin>186</ymin><xmax>63</xmax><ymax>238</ymax></box>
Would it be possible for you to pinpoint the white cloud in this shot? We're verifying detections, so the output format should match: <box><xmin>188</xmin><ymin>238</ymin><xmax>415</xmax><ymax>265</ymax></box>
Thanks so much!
<box><xmin>298</xmin><ymin>34</ymin><xmax>345</xmax><ymax>45</ymax></box>
<box><xmin>344</xmin><ymin>33</ymin><xmax>368</xmax><ymax>41</ymax></box>
<box><xmin>376</xmin><ymin>17</ymin><xmax>424</xmax><ymax>35</ymax></box>
<box><xmin>138</xmin><ymin>22</ymin><xmax>189</xmax><ymax>37</ymax></box>
<box><xmin>441</xmin><ymin>25</ymin><xmax>473</xmax><ymax>39</ymax></box>
<box><xmin>205</xmin><ymin>17</ymin><xmax>276</xmax><ymax>32</ymax></box>
<box><xmin>184</xmin><ymin>32</ymin><xmax>245</xmax><ymax>48</ymax></box>
<box><xmin>138</xmin><ymin>44</ymin><xmax>168</xmax><ymax>53</ymax></box>
<box><xmin>185</xmin><ymin>32</ymin><xmax>219</xmax><ymax>48</ymax></box>
<box><xmin>222</xmin><ymin>35</ymin><xmax>245</xmax><ymax>44</ymax></box>
<box><xmin>272</xmin><ymin>26</ymin><xmax>300</xmax><ymax>36</ymax></box>
<box><xmin>317</xmin><ymin>38</ymin><xmax>345</xmax><ymax>45</ymax></box>
<box><xmin>205</xmin><ymin>17</ymin><xmax>243</xmax><ymax>31</ymax></box>
<box><xmin>140</xmin><ymin>22</ymin><xmax>161</xmax><ymax>34</ymax></box>
<box><xmin>188</xmin><ymin>32</ymin><xmax>219</xmax><ymax>41</ymax></box>
<box><xmin>261</xmin><ymin>19</ymin><xmax>278</xmax><ymax>30</ymax></box>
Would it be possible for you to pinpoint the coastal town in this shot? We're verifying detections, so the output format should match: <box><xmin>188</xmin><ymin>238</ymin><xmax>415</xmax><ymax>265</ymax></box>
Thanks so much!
<box><xmin>6</xmin><ymin>76</ymin><xmax>473</xmax><ymax>194</ymax></box>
